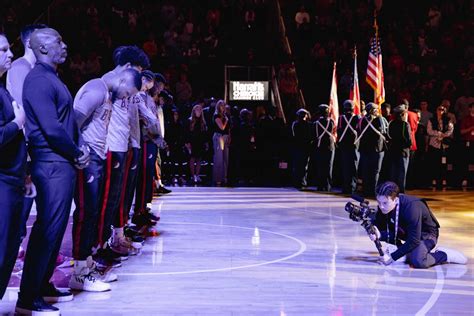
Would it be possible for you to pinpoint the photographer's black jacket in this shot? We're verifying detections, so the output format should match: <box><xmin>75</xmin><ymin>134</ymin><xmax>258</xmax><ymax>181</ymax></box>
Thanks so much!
<box><xmin>373</xmin><ymin>194</ymin><xmax>440</xmax><ymax>261</ymax></box>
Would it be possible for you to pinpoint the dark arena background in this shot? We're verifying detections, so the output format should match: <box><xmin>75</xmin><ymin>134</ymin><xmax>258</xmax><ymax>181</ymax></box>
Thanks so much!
<box><xmin>0</xmin><ymin>0</ymin><xmax>473</xmax><ymax>315</ymax></box>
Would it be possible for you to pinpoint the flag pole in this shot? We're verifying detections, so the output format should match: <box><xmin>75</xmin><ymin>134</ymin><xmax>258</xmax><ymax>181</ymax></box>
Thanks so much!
<box><xmin>374</xmin><ymin>10</ymin><xmax>379</xmax><ymax>39</ymax></box>
<box><xmin>351</xmin><ymin>45</ymin><xmax>360</xmax><ymax>115</ymax></box>
<box><xmin>373</xmin><ymin>10</ymin><xmax>378</xmax><ymax>104</ymax></box>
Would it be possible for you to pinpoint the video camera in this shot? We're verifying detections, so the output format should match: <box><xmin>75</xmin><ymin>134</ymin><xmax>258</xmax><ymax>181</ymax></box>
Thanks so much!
<box><xmin>345</xmin><ymin>195</ymin><xmax>384</xmax><ymax>256</ymax></box>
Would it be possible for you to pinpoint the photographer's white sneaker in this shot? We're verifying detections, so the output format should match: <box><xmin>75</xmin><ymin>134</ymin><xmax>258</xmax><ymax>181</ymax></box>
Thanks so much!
<box><xmin>437</xmin><ymin>247</ymin><xmax>468</xmax><ymax>264</ymax></box>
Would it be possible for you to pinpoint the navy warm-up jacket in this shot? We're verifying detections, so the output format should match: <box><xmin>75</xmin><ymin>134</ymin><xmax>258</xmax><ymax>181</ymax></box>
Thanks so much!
<box><xmin>23</xmin><ymin>62</ymin><xmax>82</xmax><ymax>163</ymax></box>
<box><xmin>0</xmin><ymin>84</ymin><xmax>26</xmax><ymax>184</ymax></box>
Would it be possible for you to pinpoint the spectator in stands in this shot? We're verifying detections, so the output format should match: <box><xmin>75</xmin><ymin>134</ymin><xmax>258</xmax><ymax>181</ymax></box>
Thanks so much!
<box><xmin>206</xmin><ymin>8</ymin><xmax>221</xmax><ymax>29</ymax></box>
<box><xmin>185</xmin><ymin>42</ymin><xmax>201</xmax><ymax>60</ymax></box>
<box><xmin>412</xmin><ymin>109</ymin><xmax>430</xmax><ymax>188</ymax></box>
<box><xmin>143</xmin><ymin>33</ymin><xmax>159</xmax><ymax>60</ymax></box>
<box><xmin>178</xmin><ymin>23</ymin><xmax>193</xmax><ymax>52</ymax></box>
<box><xmin>203</xmin><ymin>26</ymin><xmax>219</xmax><ymax>57</ymax></box>
<box><xmin>295</xmin><ymin>6</ymin><xmax>310</xmax><ymax>29</ymax></box>
<box><xmin>455</xmin><ymin>86</ymin><xmax>473</xmax><ymax>122</ymax></box>
<box><xmin>186</xmin><ymin>103</ymin><xmax>208</xmax><ymax>184</ymax></box>
<box><xmin>175</xmin><ymin>73</ymin><xmax>192</xmax><ymax>106</ymax></box>
<box><xmin>440</xmin><ymin>79</ymin><xmax>457</xmax><ymax>102</ymax></box>
<box><xmin>69</xmin><ymin>53</ymin><xmax>86</xmax><ymax>76</ymax></box>
<box><xmin>459</xmin><ymin>103</ymin><xmax>474</xmax><ymax>187</ymax></box>
<box><xmin>84</xmin><ymin>52</ymin><xmax>101</xmax><ymax>79</ymax></box>
<box><xmin>427</xmin><ymin>105</ymin><xmax>454</xmax><ymax>188</ymax></box>
<box><xmin>427</xmin><ymin>5</ymin><xmax>442</xmax><ymax>30</ymax></box>
<box><xmin>388</xmin><ymin>48</ymin><xmax>405</xmax><ymax>76</ymax></box>
<box><xmin>441</xmin><ymin>99</ymin><xmax>456</xmax><ymax>125</ymax></box>
<box><xmin>419</xmin><ymin>100</ymin><xmax>433</xmax><ymax>127</ymax></box>
<box><xmin>212</xmin><ymin>100</ymin><xmax>230</xmax><ymax>186</ymax></box>
<box><xmin>244</xmin><ymin>8</ymin><xmax>256</xmax><ymax>29</ymax></box>
<box><xmin>164</xmin><ymin>27</ymin><xmax>179</xmax><ymax>57</ymax></box>
<box><xmin>165</xmin><ymin>108</ymin><xmax>186</xmax><ymax>185</ymax></box>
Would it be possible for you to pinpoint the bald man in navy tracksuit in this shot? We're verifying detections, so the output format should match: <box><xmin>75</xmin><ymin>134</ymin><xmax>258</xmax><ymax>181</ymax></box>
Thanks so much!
<box><xmin>16</xmin><ymin>28</ymin><xmax>90</xmax><ymax>315</ymax></box>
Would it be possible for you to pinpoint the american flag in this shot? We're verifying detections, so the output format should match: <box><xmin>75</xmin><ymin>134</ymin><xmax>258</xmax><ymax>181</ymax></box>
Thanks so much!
<box><xmin>350</xmin><ymin>48</ymin><xmax>361</xmax><ymax>115</ymax></box>
<box><xmin>366</xmin><ymin>35</ymin><xmax>385</xmax><ymax>105</ymax></box>
<box><xmin>329</xmin><ymin>62</ymin><xmax>339</xmax><ymax>135</ymax></box>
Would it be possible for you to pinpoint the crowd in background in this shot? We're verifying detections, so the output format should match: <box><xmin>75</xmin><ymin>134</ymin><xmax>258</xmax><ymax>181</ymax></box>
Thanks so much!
<box><xmin>1</xmin><ymin>0</ymin><xmax>473</xmax><ymax>191</ymax></box>
<box><xmin>280</xmin><ymin>0</ymin><xmax>473</xmax><ymax>111</ymax></box>
<box><xmin>2</xmin><ymin>1</ymin><xmax>473</xmax><ymax>315</ymax></box>
<box><xmin>2</xmin><ymin>0</ymin><xmax>273</xmax><ymax>98</ymax></box>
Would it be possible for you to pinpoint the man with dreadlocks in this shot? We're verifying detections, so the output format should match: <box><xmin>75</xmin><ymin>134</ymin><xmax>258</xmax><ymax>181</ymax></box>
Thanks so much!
<box><xmin>369</xmin><ymin>181</ymin><xmax>467</xmax><ymax>268</ymax></box>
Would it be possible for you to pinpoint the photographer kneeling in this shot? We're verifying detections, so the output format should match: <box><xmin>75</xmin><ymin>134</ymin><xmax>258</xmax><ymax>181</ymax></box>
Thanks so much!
<box><xmin>370</xmin><ymin>181</ymin><xmax>467</xmax><ymax>268</ymax></box>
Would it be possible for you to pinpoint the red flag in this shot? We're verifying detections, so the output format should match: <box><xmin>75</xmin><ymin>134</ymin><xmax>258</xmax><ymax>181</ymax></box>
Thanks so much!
<box><xmin>350</xmin><ymin>48</ymin><xmax>361</xmax><ymax>115</ymax></box>
<box><xmin>329</xmin><ymin>62</ymin><xmax>339</xmax><ymax>135</ymax></box>
<box><xmin>366</xmin><ymin>26</ymin><xmax>385</xmax><ymax>105</ymax></box>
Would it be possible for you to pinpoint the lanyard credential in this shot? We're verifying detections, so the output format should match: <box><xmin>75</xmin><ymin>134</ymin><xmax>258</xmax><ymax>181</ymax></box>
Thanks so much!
<box><xmin>387</xmin><ymin>202</ymin><xmax>400</xmax><ymax>245</ymax></box>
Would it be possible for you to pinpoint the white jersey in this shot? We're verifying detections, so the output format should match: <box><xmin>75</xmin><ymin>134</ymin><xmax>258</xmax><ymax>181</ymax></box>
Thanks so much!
<box><xmin>128</xmin><ymin>93</ymin><xmax>141</xmax><ymax>149</ymax></box>
<box><xmin>74</xmin><ymin>78</ymin><xmax>111</xmax><ymax>159</ymax></box>
<box><xmin>137</xmin><ymin>92</ymin><xmax>160</xmax><ymax>139</ymax></box>
<box><xmin>106</xmin><ymin>95</ymin><xmax>130</xmax><ymax>153</ymax></box>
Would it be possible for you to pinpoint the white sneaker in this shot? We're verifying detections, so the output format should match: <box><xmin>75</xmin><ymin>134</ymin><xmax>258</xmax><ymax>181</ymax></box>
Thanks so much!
<box><xmin>115</xmin><ymin>234</ymin><xmax>143</xmax><ymax>250</ymax></box>
<box><xmin>127</xmin><ymin>236</ymin><xmax>143</xmax><ymax>250</ymax></box>
<box><xmin>90</xmin><ymin>265</ymin><xmax>118</xmax><ymax>283</ymax></box>
<box><xmin>437</xmin><ymin>247</ymin><xmax>468</xmax><ymax>264</ymax></box>
<box><xmin>111</xmin><ymin>237</ymin><xmax>139</xmax><ymax>255</ymax></box>
<box><xmin>69</xmin><ymin>270</ymin><xmax>111</xmax><ymax>292</ymax></box>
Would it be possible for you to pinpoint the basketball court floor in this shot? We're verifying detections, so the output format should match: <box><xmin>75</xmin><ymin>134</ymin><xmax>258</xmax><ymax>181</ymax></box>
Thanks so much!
<box><xmin>1</xmin><ymin>187</ymin><xmax>473</xmax><ymax>315</ymax></box>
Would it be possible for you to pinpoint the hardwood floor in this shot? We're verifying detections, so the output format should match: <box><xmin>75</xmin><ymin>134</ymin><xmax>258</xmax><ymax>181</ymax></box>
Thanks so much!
<box><xmin>1</xmin><ymin>187</ymin><xmax>473</xmax><ymax>315</ymax></box>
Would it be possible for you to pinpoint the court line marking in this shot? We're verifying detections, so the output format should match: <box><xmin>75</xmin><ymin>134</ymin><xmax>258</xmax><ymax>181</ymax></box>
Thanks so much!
<box><xmin>117</xmin><ymin>221</ymin><xmax>307</xmax><ymax>276</ymax></box>
<box><xmin>22</xmin><ymin>189</ymin><xmax>448</xmax><ymax>314</ymax></box>
<box><xmin>243</xmin><ymin>198</ymin><xmax>448</xmax><ymax>315</ymax></box>
<box><xmin>415</xmin><ymin>265</ymin><xmax>445</xmax><ymax>316</ymax></box>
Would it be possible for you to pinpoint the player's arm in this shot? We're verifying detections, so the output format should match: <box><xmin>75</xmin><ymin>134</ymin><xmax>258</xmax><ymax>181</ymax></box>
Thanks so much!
<box><xmin>74</xmin><ymin>84</ymin><xmax>106</xmax><ymax>129</ymax></box>
<box><xmin>7</xmin><ymin>62</ymin><xmax>30</xmax><ymax>105</ymax></box>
